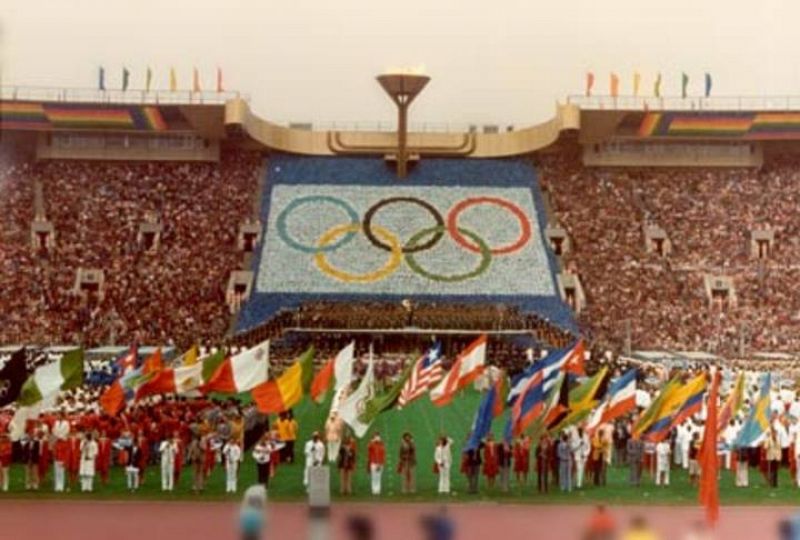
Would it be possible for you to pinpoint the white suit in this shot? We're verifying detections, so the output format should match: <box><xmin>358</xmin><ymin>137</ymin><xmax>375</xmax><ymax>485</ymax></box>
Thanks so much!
<box><xmin>159</xmin><ymin>440</ymin><xmax>179</xmax><ymax>491</ymax></box>
<box><xmin>434</xmin><ymin>439</ymin><xmax>453</xmax><ymax>494</ymax></box>
<box><xmin>304</xmin><ymin>439</ymin><xmax>326</xmax><ymax>488</ymax></box>
<box><xmin>655</xmin><ymin>442</ymin><xmax>671</xmax><ymax>486</ymax></box>
<box><xmin>223</xmin><ymin>442</ymin><xmax>242</xmax><ymax>493</ymax></box>
<box><xmin>79</xmin><ymin>440</ymin><xmax>99</xmax><ymax>492</ymax></box>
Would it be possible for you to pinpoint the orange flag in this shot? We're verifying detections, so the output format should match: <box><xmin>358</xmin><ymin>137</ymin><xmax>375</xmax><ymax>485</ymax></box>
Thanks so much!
<box><xmin>310</xmin><ymin>358</ymin><xmax>334</xmax><ymax>403</ymax></box>
<box><xmin>610</xmin><ymin>73</ymin><xmax>620</xmax><ymax>98</ymax></box>
<box><xmin>585</xmin><ymin>72</ymin><xmax>595</xmax><ymax>97</ymax></box>
<box><xmin>699</xmin><ymin>370</ymin><xmax>720</xmax><ymax>526</ymax></box>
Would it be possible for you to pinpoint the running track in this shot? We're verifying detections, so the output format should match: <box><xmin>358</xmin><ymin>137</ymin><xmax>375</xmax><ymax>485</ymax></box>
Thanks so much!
<box><xmin>0</xmin><ymin>500</ymin><xmax>791</xmax><ymax>540</ymax></box>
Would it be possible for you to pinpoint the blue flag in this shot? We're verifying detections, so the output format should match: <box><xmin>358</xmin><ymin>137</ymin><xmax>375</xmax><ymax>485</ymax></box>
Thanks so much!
<box><xmin>465</xmin><ymin>380</ymin><xmax>501</xmax><ymax>452</ymax></box>
<box><xmin>735</xmin><ymin>373</ymin><xmax>771</xmax><ymax>448</ymax></box>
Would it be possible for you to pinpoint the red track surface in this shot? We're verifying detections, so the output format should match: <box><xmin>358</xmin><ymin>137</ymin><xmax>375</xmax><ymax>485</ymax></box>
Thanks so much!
<box><xmin>0</xmin><ymin>500</ymin><xmax>791</xmax><ymax>540</ymax></box>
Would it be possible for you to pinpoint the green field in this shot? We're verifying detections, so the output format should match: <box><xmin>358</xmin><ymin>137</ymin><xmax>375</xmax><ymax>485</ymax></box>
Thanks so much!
<box><xmin>1</xmin><ymin>390</ymin><xmax>798</xmax><ymax>505</ymax></box>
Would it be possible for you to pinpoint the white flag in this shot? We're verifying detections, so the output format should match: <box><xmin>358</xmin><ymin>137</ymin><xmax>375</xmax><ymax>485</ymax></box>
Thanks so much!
<box><xmin>338</xmin><ymin>352</ymin><xmax>375</xmax><ymax>438</ymax></box>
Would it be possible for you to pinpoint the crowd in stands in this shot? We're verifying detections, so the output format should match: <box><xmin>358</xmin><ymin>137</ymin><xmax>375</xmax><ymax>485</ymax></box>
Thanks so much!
<box><xmin>0</xmin><ymin>153</ymin><xmax>261</xmax><ymax>349</ymax></box>
<box><xmin>539</xmin><ymin>150</ymin><xmax>800</xmax><ymax>356</ymax></box>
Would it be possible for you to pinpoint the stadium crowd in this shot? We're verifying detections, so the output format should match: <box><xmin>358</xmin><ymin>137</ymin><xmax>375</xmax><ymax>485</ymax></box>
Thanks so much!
<box><xmin>539</xmin><ymin>152</ymin><xmax>800</xmax><ymax>356</ymax></box>
<box><xmin>0</xmin><ymin>153</ymin><xmax>261</xmax><ymax>350</ymax></box>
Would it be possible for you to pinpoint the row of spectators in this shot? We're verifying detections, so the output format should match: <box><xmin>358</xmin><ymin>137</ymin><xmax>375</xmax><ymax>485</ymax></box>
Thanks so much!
<box><xmin>539</xmin><ymin>150</ymin><xmax>800</xmax><ymax>355</ymax></box>
<box><xmin>0</xmin><ymin>153</ymin><xmax>261</xmax><ymax>349</ymax></box>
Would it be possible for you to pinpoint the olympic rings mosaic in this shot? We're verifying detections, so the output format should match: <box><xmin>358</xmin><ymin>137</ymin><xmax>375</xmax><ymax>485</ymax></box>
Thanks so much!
<box><xmin>276</xmin><ymin>195</ymin><xmax>533</xmax><ymax>283</ymax></box>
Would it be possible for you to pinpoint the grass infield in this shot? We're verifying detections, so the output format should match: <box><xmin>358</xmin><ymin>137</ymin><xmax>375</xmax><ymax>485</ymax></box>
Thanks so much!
<box><xmin>1</xmin><ymin>390</ymin><xmax>796</xmax><ymax>505</ymax></box>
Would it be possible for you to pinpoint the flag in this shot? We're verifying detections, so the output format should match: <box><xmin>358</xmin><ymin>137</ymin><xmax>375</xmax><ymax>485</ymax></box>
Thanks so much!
<box><xmin>704</xmin><ymin>72</ymin><xmax>712</xmax><ymax>98</ymax></box>
<box><xmin>100</xmin><ymin>365</ymin><xmax>153</xmax><ymax>416</ymax></box>
<box><xmin>465</xmin><ymin>374</ymin><xmax>506</xmax><ymax>451</ymax></box>
<box><xmin>310</xmin><ymin>358</ymin><xmax>334</xmax><ymax>403</ymax></box>
<box><xmin>530</xmin><ymin>374</ymin><xmax>567</xmax><ymax>443</ymax></box>
<box><xmin>338</xmin><ymin>353</ymin><xmax>376</xmax><ymax>438</ymax></box>
<box><xmin>509</xmin><ymin>370</ymin><xmax>548</xmax><ymax>437</ymax></box>
<box><xmin>681</xmin><ymin>72</ymin><xmax>689</xmax><ymax>99</ymax></box>
<box><xmin>180</xmin><ymin>345</ymin><xmax>200</xmax><ymax>367</ymax></box>
<box><xmin>398</xmin><ymin>343</ymin><xmax>444</xmax><ymax>406</ymax></box>
<box><xmin>633</xmin><ymin>377</ymin><xmax>681</xmax><ymax>439</ymax></box>
<box><xmin>718</xmin><ymin>372</ymin><xmax>745</xmax><ymax>431</ymax></box>
<box><xmin>549</xmin><ymin>367</ymin><xmax>610</xmax><ymax>433</ymax></box>
<box><xmin>699</xmin><ymin>369</ymin><xmax>720</xmax><ymax>526</ymax></box>
<box><xmin>610</xmin><ymin>73</ymin><xmax>620</xmax><ymax>98</ymax></box>
<box><xmin>430</xmin><ymin>335</ymin><xmax>487</xmax><ymax>407</ymax></box>
<box><xmin>141</xmin><ymin>348</ymin><xmax>163</xmax><ymax>375</ymax></box>
<box><xmin>585</xmin><ymin>72</ymin><xmax>595</xmax><ymax>97</ymax></box>
<box><xmin>633</xmin><ymin>72</ymin><xmax>642</xmax><ymax>97</ymax></box>
<box><xmin>17</xmin><ymin>349</ymin><xmax>84</xmax><ymax>406</ymax></box>
<box><xmin>588</xmin><ymin>369</ymin><xmax>638</xmax><ymax>433</ymax></box>
<box><xmin>251</xmin><ymin>347</ymin><xmax>315</xmax><ymax>414</ymax></box>
<box><xmin>544</xmin><ymin>371</ymin><xmax>572</xmax><ymax>428</ymax></box>
<box><xmin>654</xmin><ymin>72</ymin><xmax>662</xmax><ymax>98</ymax></box>
<box><xmin>735</xmin><ymin>373</ymin><xmax>771</xmax><ymax>448</ymax></box>
<box><xmin>0</xmin><ymin>349</ymin><xmax>30</xmax><ymax>407</ymax></box>
<box><xmin>114</xmin><ymin>345</ymin><xmax>138</xmax><ymax>376</ymax></box>
<box><xmin>145</xmin><ymin>67</ymin><xmax>153</xmax><ymax>92</ymax></box>
<box><xmin>169</xmin><ymin>67</ymin><xmax>177</xmax><ymax>92</ymax></box>
<box><xmin>122</xmin><ymin>67</ymin><xmax>130</xmax><ymax>91</ymax></box>
<box><xmin>507</xmin><ymin>342</ymin><xmax>583</xmax><ymax>407</ymax></box>
<box><xmin>98</xmin><ymin>67</ymin><xmax>106</xmax><ymax>91</ymax></box>
<box><xmin>311</xmin><ymin>341</ymin><xmax>355</xmax><ymax>403</ymax></box>
<box><xmin>193</xmin><ymin>67</ymin><xmax>201</xmax><ymax>93</ymax></box>
<box><xmin>136</xmin><ymin>350</ymin><xmax>225</xmax><ymax>398</ymax></box>
<box><xmin>643</xmin><ymin>374</ymin><xmax>708</xmax><ymax>443</ymax></box>
<box><xmin>216</xmin><ymin>67</ymin><xmax>224</xmax><ymax>92</ymax></box>
<box><xmin>357</xmin><ymin>359</ymin><xmax>416</xmax><ymax>430</ymax></box>
<box><xmin>202</xmin><ymin>339</ymin><xmax>270</xmax><ymax>394</ymax></box>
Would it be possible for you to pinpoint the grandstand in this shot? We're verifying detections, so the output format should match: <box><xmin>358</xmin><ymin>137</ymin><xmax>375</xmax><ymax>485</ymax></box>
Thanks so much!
<box><xmin>5</xmin><ymin>87</ymin><xmax>800</xmax><ymax>362</ymax></box>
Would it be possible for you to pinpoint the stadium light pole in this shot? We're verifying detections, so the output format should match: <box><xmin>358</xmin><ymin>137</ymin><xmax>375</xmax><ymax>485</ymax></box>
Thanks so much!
<box><xmin>376</xmin><ymin>72</ymin><xmax>431</xmax><ymax>179</ymax></box>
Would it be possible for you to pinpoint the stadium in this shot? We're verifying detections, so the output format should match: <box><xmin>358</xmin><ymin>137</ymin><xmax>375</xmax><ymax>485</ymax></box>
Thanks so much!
<box><xmin>3</xmin><ymin>3</ymin><xmax>800</xmax><ymax>540</ymax></box>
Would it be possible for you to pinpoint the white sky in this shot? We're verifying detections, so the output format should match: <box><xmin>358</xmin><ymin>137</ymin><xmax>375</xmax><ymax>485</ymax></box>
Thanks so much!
<box><xmin>2</xmin><ymin>0</ymin><xmax>800</xmax><ymax>126</ymax></box>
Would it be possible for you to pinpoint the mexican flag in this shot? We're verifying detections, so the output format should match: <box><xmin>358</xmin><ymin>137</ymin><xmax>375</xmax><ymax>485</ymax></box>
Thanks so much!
<box><xmin>17</xmin><ymin>349</ymin><xmax>84</xmax><ymax>406</ymax></box>
<box><xmin>137</xmin><ymin>350</ymin><xmax>227</xmax><ymax>398</ymax></box>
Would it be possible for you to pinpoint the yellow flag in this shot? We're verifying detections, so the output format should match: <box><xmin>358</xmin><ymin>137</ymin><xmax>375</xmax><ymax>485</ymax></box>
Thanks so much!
<box><xmin>169</xmin><ymin>67</ymin><xmax>177</xmax><ymax>92</ymax></box>
<box><xmin>181</xmin><ymin>344</ymin><xmax>199</xmax><ymax>367</ymax></box>
<box><xmin>633</xmin><ymin>72</ymin><xmax>641</xmax><ymax>97</ymax></box>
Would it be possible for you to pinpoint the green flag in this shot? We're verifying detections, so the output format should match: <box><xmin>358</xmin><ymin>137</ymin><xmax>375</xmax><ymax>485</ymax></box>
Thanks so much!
<box><xmin>549</xmin><ymin>367</ymin><xmax>610</xmax><ymax>433</ymax></box>
<box><xmin>681</xmin><ymin>72</ymin><xmax>689</xmax><ymax>99</ymax></box>
<box><xmin>17</xmin><ymin>349</ymin><xmax>84</xmax><ymax>406</ymax></box>
<box><xmin>122</xmin><ymin>67</ymin><xmax>130</xmax><ymax>91</ymax></box>
<box><xmin>201</xmin><ymin>350</ymin><xmax>227</xmax><ymax>383</ymax></box>
<box><xmin>633</xmin><ymin>377</ymin><xmax>680</xmax><ymax>438</ymax></box>
<box><xmin>358</xmin><ymin>358</ymin><xmax>415</xmax><ymax>428</ymax></box>
<box><xmin>654</xmin><ymin>73</ymin><xmax>662</xmax><ymax>98</ymax></box>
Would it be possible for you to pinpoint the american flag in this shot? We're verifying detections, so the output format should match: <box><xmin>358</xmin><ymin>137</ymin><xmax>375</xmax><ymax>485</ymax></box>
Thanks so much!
<box><xmin>398</xmin><ymin>343</ymin><xmax>444</xmax><ymax>407</ymax></box>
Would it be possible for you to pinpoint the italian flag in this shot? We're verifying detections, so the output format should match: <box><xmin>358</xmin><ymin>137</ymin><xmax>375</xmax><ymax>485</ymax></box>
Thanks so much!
<box><xmin>17</xmin><ymin>349</ymin><xmax>84</xmax><ymax>406</ymax></box>
<box><xmin>202</xmin><ymin>340</ymin><xmax>270</xmax><ymax>394</ymax></box>
<box><xmin>137</xmin><ymin>350</ymin><xmax>227</xmax><ymax>398</ymax></box>
<box><xmin>251</xmin><ymin>347</ymin><xmax>315</xmax><ymax>413</ymax></box>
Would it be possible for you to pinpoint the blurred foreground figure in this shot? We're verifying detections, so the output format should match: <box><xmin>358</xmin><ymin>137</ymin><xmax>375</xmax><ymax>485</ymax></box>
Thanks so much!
<box><xmin>584</xmin><ymin>505</ymin><xmax>616</xmax><ymax>540</ymax></box>
<box><xmin>346</xmin><ymin>515</ymin><xmax>374</xmax><ymax>540</ymax></box>
<box><xmin>421</xmin><ymin>507</ymin><xmax>455</xmax><ymax>540</ymax></box>
<box><xmin>622</xmin><ymin>516</ymin><xmax>660</xmax><ymax>540</ymax></box>
<box><xmin>239</xmin><ymin>485</ymin><xmax>266</xmax><ymax>540</ymax></box>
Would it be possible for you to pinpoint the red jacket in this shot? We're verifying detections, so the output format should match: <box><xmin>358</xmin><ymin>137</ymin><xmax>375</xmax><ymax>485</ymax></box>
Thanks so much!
<box><xmin>367</xmin><ymin>440</ymin><xmax>386</xmax><ymax>468</ymax></box>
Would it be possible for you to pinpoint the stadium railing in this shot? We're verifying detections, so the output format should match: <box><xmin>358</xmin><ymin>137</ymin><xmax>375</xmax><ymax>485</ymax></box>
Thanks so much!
<box><xmin>1</xmin><ymin>85</ymin><xmax>247</xmax><ymax>105</ymax></box>
<box><xmin>567</xmin><ymin>94</ymin><xmax>800</xmax><ymax>111</ymax></box>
